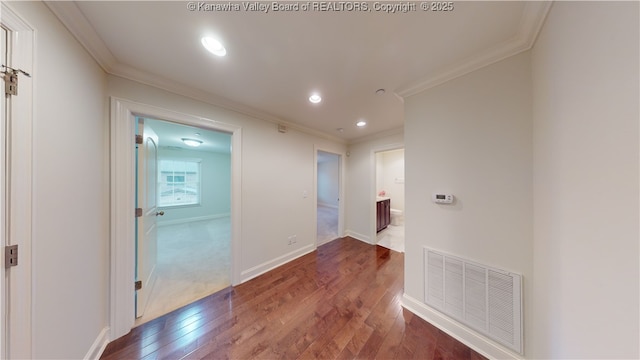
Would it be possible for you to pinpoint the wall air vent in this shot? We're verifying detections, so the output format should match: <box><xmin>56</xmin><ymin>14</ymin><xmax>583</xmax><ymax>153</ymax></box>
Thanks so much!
<box><xmin>424</xmin><ymin>248</ymin><xmax>523</xmax><ymax>354</ymax></box>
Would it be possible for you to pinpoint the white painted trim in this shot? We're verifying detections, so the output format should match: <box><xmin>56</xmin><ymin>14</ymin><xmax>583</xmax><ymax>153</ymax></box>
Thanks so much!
<box><xmin>396</xmin><ymin>2</ymin><xmax>552</xmax><ymax>98</ymax></box>
<box><xmin>1</xmin><ymin>4</ymin><xmax>34</xmax><ymax>359</ymax></box>
<box><xmin>344</xmin><ymin>230</ymin><xmax>371</xmax><ymax>244</ymax></box>
<box><xmin>402</xmin><ymin>293</ymin><xmax>523</xmax><ymax>360</ymax></box>
<box><xmin>240</xmin><ymin>243</ymin><xmax>315</xmax><ymax>283</ymax></box>
<box><xmin>43</xmin><ymin>1</ymin><xmax>116</xmax><ymax>72</ymax></box>
<box><xmin>110</xmin><ymin>97</ymin><xmax>242</xmax><ymax>341</ymax></box>
<box><xmin>83</xmin><ymin>327</ymin><xmax>110</xmax><ymax>360</ymax></box>
<box><xmin>157</xmin><ymin>213</ymin><xmax>230</xmax><ymax>227</ymax></box>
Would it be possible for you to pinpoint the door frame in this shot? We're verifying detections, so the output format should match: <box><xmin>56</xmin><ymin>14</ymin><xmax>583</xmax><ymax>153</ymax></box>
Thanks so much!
<box><xmin>110</xmin><ymin>97</ymin><xmax>242</xmax><ymax>340</ymax></box>
<box><xmin>313</xmin><ymin>146</ymin><xmax>345</xmax><ymax>247</ymax></box>
<box><xmin>1</xmin><ymin>3</ymin><xmax>34</xmax><ymax>358</ymax></box>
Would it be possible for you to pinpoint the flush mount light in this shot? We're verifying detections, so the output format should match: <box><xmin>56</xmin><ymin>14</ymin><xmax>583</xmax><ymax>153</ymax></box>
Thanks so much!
<box><xmin>356</xmin><ymin>121</ymin><xmax>367</xmax><ymax>127</ymax></box>
<box><xmin>309</xmin><ymin>94</ymin><xmax>322</xmax><ymax>104</ymax></box>
<box><xmin>375</xmin><ymin>88</ymin><xmax>386</xmax><ymax>96</ymax></box>
<box><xmin>182</xmin><ymin>138</ymin><xmax>203</xmax><ymax>147</ymax></box>
<box><xmin>201</xmin><ymin>37</ymin><xmax>227</xmax><ymax>57</ymax></box>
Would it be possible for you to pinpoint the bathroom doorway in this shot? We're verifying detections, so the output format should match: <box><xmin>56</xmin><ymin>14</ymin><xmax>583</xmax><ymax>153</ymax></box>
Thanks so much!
<box><xmin>375</xmin><ymin>148</ymin><xmax>405</xmax><ymax>252</ymax></box>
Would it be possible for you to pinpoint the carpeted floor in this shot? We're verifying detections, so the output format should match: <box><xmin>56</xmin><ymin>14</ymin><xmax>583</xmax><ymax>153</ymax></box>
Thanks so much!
<box><xmin>317</xmin><ymin>204</ymin><xmax>339</xmax><ymax>245</ymax></box>
<box><xmin>135</xmin><ymin>217</ymin><xmax>231</xmax><ymax>326</ymax></box>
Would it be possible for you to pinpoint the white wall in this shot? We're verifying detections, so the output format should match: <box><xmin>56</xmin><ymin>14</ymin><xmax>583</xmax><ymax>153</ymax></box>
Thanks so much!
<box><xmin>7</xmin><ymin>2</ymin><xmax>109</xmax><ymax>358</ymax></box>
<box><xmin>317</xmin><ymin>154</ymin><xmax>339</xmax><ymax>208</ymax></box>
<box><xmin>404</xmin><ymin>52</ymin><xmax>533</xmax><ymax>357</ymax></box>
<box><xmin>376</xmin><ymin>149</ymin><xmax>405</xmax><ymax>211</ymax></box>
<box><xmin>157</xmin><ymin>147</ymin><xmax>231</xmax><ymax>225</ymax></box>
<box><xmin>531</xmin><ymin>2</ymin><xmax>639</xmax><ymax>358</ymax></box>
<box><xmin>107</xmin><ymin>75</ymin><xmax>347</xmax><ymax>280</ymax></box>
<box><xmin>345</xmin><ymin>131</ymin><xmax>403</xmax><ymax>243</ymax></box>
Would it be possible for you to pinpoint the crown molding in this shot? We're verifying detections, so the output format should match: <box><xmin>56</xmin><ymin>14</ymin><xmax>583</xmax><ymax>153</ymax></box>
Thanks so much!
<box><xmin>111</xmin><ymin>63</ymin><xmax>348</xmax><ymax>144</ymax></box>
<box><xmin>46</xmin><ymin>1</ymin><xmax>551</xmax><ymax>144</ymax></box>
<box><xmin>44</xmin><ymin>1</ymin><xmax>116</xmax><ymax>72</ymax></box>
<box><xmin>396</xmin><ymin>1</ymin><xmax>552</xmax><ymax>98</ymax></box>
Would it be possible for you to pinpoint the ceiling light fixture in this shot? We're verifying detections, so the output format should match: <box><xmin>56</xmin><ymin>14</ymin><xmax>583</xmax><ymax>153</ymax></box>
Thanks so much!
<box><xmin>376</xmin><ymin>88</ymin><xmax>386</xmax><ymax>96</ymax></box>
<box><xmin>309</xmin><ymin>94</ymin><xmax>322</xmax><ymax>104</ymax></box>
<box><xmin>182</xmin><ymin>138</ymin><xmax>203</xmax><ymax>147</ymax></box>
<box><xmin>356</xmin><ymin>121</ymin><xmax>367</xmax><ymax>127</ymax></box>
<box><xmin>201</xmin><ymin>37</ymin><xmax>227</xmax><ymax>57</ymax></box>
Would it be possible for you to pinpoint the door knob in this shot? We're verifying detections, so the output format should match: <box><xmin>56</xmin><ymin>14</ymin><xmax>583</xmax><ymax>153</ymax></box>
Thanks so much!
<box><xmin>156</xmin><ymin>211</ymin><xmax>165</xmax><ymax>216</ymax></box>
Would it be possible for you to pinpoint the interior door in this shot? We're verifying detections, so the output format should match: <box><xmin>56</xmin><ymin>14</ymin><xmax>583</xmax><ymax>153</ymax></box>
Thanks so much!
<box><xmin>136</xmin><ymin>118</ymin><xmax>160</xmax><ymax>318</ymax></box>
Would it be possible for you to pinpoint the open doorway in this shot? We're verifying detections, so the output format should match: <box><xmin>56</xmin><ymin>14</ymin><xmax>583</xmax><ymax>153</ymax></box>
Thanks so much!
<box><xmin>135</xmin><ymin>117</ymin><xmax>232</xmax><ymax>325</ymax></box>
<box><xmin>109</xmin><ymin>97</ymin><xmax>242</xmax><ymax>340</ymax></box>
<box><xmin>375</xmin><ymin>148</ymin><xmax>405</xmax><ymax>252</ymax></box>
<box><xmin>316</xmin><ymin>150</ymin><xmax>341</xmax><ymax>245</ymax></box>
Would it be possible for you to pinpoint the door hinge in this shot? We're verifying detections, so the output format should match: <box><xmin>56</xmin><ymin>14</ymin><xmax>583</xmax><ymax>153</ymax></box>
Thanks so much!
<box><xmin>135</xmin><ymin>280</ymin><xmax>142</xmax><ymax>291</ymax></box>
<box><xmin>2</xmin><ymin>65</ymin><xmax>31</xmax><ymax>96</ymax></box>
<box><xmin>5</xmin><ymin>244</ymin><xmax>18</xmax><ymax>268</ymax></box>
<box><xmin>135</xmin><ymin>135</ymin><xmax>143</xmax><ymax>145</ymax></box>
<box><xmin>135</xmin><ymin>208</ymin><xmax>143</xmax><ymax>217</ymax></box>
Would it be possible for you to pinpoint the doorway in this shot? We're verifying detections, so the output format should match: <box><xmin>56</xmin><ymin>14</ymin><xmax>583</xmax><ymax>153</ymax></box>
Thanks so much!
<box><xmin>375</xmin><ymin>148</ymin><xmax>405</xmax><ymax>252</ymax></box>
<box><xmin>134</xmin><ymin>118</ymin><xmax>233</xmax><ymax>325</ymax></box>
<box><xmin>110</xmin><ymin>98</ymin><xmax>242</xmax><ymax>340</ymax></box>
<box><xmin>316</xmin><ymin>151</ymin><xmax>341</xmax><ymax>245</ymax></box>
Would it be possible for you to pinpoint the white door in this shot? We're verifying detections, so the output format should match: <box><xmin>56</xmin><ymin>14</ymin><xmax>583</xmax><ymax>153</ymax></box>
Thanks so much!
<box><xmin>136</xmin><ymin>118</ymin><xmax>160</xmax><ymax>318</ymax></box>
<box><xmin>1</xmin><ymin>11</ymin><xmax>34</xmax><ymax>357</ymax></box>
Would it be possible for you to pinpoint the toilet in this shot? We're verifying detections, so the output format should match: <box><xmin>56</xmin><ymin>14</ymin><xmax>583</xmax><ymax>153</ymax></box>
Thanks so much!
<box><xmin>390</xmin><ymin>208</ymin><xmax>404</xmax><ymax>226</ymax></box>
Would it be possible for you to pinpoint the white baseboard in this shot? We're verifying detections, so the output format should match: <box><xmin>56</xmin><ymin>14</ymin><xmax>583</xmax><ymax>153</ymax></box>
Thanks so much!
<box><xmin>345</xmin><ymin>230</ymin><xmax>372</xmax><ymax>244</ymax></box>
<box><xmin>401</xmin><ymin>294</ymin><xmax>523</xmax><ymax>360</ymax></box>
<box><xmin>84</xmin><ymin>326</ymin><xmax>110</xmax><ymax>360</ymax></box>
<box><xmin>240</xmin><ymin>243</ymin><xmax>316</xmax><ymax>283</ymax></box>
<box><xmin>157</xmin><ymin>213</ymin><xmax>230</xmax><ymax>227</ymax></box>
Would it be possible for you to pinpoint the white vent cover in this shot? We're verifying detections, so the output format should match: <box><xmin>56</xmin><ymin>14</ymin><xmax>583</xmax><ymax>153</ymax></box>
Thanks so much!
<box><xmin>424</xmin><ymin>248</ymin><xmax>522</xmax><ymax>354</ymax></box>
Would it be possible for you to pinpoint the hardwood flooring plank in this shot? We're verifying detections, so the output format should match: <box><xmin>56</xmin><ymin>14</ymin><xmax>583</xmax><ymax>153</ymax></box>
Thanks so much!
<box><xmin>100</xmin><ymin>237</ymin><xmax>487</xmax><ymax>360</ymax></box>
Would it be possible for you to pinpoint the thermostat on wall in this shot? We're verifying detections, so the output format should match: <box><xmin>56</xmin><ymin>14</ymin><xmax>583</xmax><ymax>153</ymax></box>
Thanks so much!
<box><xmin>432</xmin><ymin>193</ymin><xmax>454</xmax><ymax>204</ymax></box>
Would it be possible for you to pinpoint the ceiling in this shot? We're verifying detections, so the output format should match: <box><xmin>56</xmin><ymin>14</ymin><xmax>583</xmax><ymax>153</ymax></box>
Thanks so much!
<box><xmin>47</xmin><ymin>1</ymin><xmax>550</xmax><ymax>143</ymax></box>
<box><xmin>144</xmin><ymin>118</ymin><xmax>231</xmax><ymax>153</ymax></box>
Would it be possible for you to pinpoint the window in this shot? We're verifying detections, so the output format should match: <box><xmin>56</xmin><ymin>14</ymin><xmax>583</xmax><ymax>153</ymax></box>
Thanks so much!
<box><xmin>158</xmin><ymin>159</ymin><xmax>201</xmax><ymax>207</ymax></box>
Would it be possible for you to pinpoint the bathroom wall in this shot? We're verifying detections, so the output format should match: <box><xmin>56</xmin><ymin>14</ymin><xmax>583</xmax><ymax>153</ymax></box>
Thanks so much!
<box><xmin>376</xmin><ymin>149</ymin><xmax>405</xmax><ymax>211</ymax></box>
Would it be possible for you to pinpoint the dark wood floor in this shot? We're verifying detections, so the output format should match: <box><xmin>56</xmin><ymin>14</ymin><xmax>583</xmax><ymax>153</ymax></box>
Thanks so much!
<box><xmin>101</xmin><ymin>237</ymin><xmax>487</xmax><ymax>360</ymax></box>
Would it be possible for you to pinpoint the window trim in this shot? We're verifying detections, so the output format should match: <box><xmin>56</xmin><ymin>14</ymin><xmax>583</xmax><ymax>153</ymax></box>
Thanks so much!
<box><xmin>157</xmin><ymin>158</ymin><xmax>202</xmax><ymax>208</ymax></box>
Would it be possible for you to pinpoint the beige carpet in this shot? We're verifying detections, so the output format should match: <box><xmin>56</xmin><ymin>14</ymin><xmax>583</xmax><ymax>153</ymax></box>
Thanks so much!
<box><xmin>317</xmin><ymin>205</ymin><xmax>339</xmax><ymax>245</ymax></box>
<box><xmin>135</xmin><ymin>217</ymin><xmax>231</xmax><ymax>326</ymax></box>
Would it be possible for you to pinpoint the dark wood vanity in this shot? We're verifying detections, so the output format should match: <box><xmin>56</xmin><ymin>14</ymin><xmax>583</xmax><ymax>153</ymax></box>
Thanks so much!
<box><xmin>376</xmin><ymin>198</ymin><xmax>391</xmax><ymax>232</ymax></box>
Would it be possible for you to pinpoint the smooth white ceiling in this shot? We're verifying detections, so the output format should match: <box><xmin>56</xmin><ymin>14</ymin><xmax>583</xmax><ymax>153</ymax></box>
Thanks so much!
<box><xmin>145</xmin><ymin>118</ymin><xmax>231</xmax><ymax>154</ymax></box>
<box><xmin>49</xmin><ymin>1</ymin><xmax>549</xmax><ymax>142</ymax></box>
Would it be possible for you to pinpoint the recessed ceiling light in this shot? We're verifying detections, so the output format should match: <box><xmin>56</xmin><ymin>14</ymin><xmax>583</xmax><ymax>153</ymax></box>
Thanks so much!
<box><xmin>376</xmin><ymin>88</ymin><xmax>386</xmax><ymax>96</ymax></box>
<box><xmin>182</xmin><ymin>138</ymin><xmax>203</xmax><ymax>147</ymax></box>
<box><xmin>336</xmin><ymin>128</ymin><xmax>344</xmax><ymax>132</ymax></box>
<box><xmin>309</xmin><ymin>94</ymin><xmax>322</xmax><ymax>104</ymax></box>
<box><xmin>201</xmin><ymin>37</ymin><xmax>227</xmax><ymax>57</ymax></box>
<box><xmin>356</xmin><ymin>121</ymin><xmax>367</xmax><ymax>127</ymax></box>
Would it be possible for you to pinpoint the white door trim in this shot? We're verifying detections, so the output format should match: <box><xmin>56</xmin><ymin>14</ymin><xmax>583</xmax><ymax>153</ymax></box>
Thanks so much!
<box><xmin>110</xmin><ymin>97</ymin><xmax>242</xmax><ymax>340</ymax></box>
<box><xmin>313</xmin><ymin>147</ymin><xmax>346</xmax><ymax>247</ymax></box>
<box><xmin>1</xmin><ymin>3</ymin><xmax>34</xmax><ymax>359</ymax></box>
